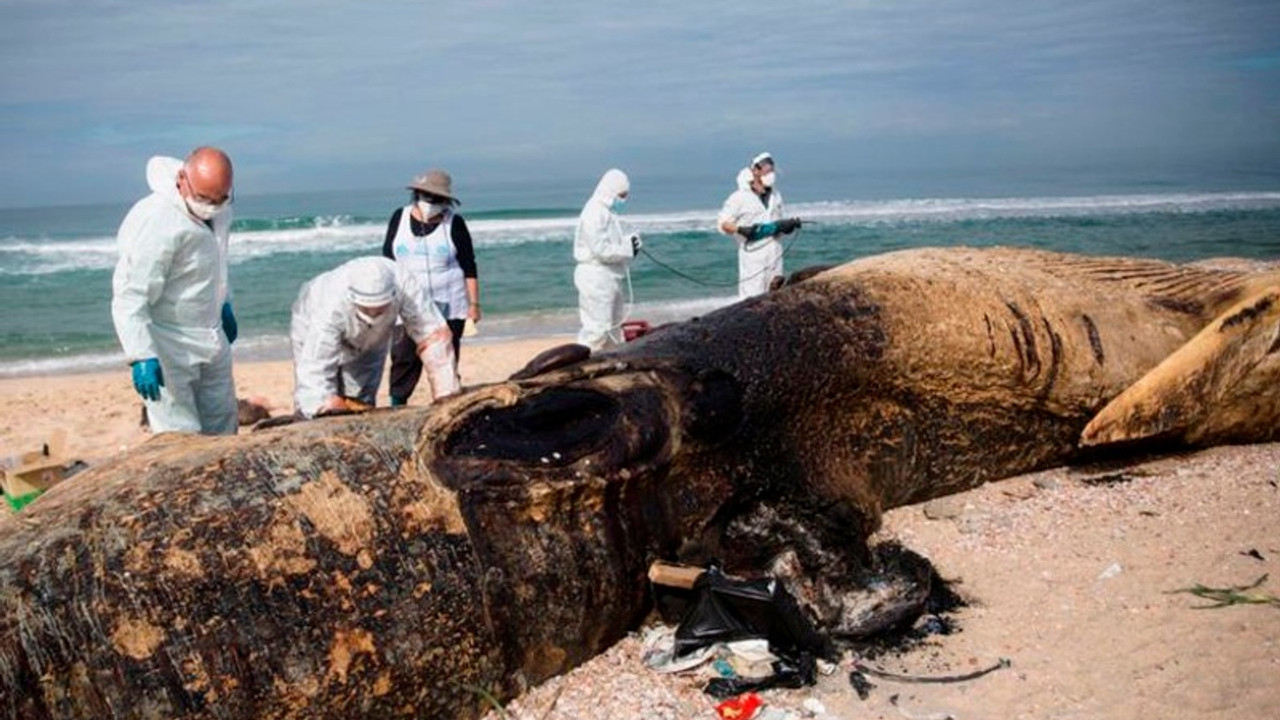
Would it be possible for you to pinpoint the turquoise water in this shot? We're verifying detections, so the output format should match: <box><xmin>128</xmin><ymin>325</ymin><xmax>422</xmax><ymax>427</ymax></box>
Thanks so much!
<box><xmin>1</xmin><ymin>174</ymin><xmax>1279</xmax><ymax>378</ymax></box>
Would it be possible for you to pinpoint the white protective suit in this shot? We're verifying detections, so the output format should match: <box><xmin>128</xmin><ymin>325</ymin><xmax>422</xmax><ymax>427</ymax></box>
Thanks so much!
<box><xmin>717</xmin><ymin>168</ymin><xmax>785</xmax><ymax>298</ymax></box>
<box><xmin>573</xmin><ymin>169</ymin><xmax>634</xmax><ymax>350</ymax></box>
<box><xmin>111</xmin><ymin>156</ymin><xmax>237</xmax><ymax>435</ymax></box>
<box><xmin>290</xmin><ymin>257</ymin><xmax>455</xmax><ymax>417</ymax></box>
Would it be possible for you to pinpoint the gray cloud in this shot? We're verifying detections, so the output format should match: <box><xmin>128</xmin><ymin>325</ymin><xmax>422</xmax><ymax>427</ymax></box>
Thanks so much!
<box><xmin>1</xmin><ymin>0</ymin><xmax>1277</xmax><ymax>206</ymax></box>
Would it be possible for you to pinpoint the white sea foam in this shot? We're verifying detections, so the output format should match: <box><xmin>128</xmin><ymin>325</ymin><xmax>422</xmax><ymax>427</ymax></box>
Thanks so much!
<box><xmin>0</xmin><ymin>236</ymin><xmax>120</xmax><ymax>275</ymax></box>
<box><xmin>4</xmin><ymin>191</ymin><xmax>1278</xmax><ymax>276</ymax></box>
<box><xmin>0</xmin><ymin>349</ymin><xmax>126</xmax><ymax>378</ymax></box>
<box><xmin>226</xmin><ymin>224</ymin><xmax>384</xmax><ymax>260</ymax></box>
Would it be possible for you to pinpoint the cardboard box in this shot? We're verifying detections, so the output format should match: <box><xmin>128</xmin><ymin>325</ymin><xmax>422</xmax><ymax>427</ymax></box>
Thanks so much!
<box><xmin>2</xmin><ymin>429</ymin><xmax>78</xmax><ymax>512</ymax></box>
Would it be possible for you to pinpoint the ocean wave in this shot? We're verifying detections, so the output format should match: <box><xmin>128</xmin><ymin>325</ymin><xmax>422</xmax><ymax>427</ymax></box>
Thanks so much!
<box><xmin>231</xmin><ymin>213</ymin><xmax>374</xmax><ymax>232</ymax></box>
<box><xmin>0</xmin><ymin>238</ymin><xmax>120</xmax><ymax>275</ymax></box>
<box><xmin>0</xmin><ymin>349</ymin><xmax>126</xmax><ymax>379</ymax></box>
<box><xmin>4</xmin><ymin>191</ymin><xmax>1278</xmax><ymax>276</ymax></box>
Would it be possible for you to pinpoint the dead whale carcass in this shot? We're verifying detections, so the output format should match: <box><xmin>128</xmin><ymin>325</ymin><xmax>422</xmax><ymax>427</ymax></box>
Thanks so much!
<box><xmin>433</xmin><ymin>246</ymin><xmax>1280</xmax><ymax>634</ymax></box>
<box><xmin>2</xmin><ymin>247</ymin><xmax>1278</xmax><ymax>719</ymax></box>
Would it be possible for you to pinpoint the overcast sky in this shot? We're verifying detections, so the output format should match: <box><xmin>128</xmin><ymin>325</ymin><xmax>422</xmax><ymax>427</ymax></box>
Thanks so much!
<box><xmin>1</xmin><ymin>0</ymin><xmax>1278</xmax><ymax>208</ymax></box>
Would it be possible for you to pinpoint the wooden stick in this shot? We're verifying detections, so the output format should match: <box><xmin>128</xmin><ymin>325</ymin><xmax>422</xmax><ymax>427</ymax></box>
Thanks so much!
<box><xmin>647</xmin><ymin>561</ymin><xmax>705</xmax><ymax>589</ymax></box>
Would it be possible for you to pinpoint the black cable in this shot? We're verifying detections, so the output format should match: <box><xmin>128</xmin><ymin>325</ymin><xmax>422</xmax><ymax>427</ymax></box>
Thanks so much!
<box><xmin>852</xmin><ymin>657</ymin><xmax>1011</xmax><ymax>684</ymax></box>
<box><xmin>637</xmin><ymin>225</ymin><xmax>808</xmax><ymax>289</ymax></box>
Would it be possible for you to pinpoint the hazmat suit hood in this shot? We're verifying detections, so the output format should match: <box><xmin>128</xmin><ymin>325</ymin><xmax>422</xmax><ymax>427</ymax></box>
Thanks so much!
<box><xmin>289</xmin><ymin>257</ymin><xmax>449</xmax><ymax>417</ymax></box>
<box><xmin>590</xmin><ymin>169</ymin><xmax>629</xmax><ymax>207</ymax></box>
<box><xmin>146</xmin><ymin>156</ymin><xmax>185</xmax><ymax>205</ymax></box>
<box><xmin>735</xmin><ymin>167</ymin><xmax>753</xmax><ymax>192</ymax></box>
<box><xmin>346</xmin><ymin>256</ymin><xmax>398</xmax><ymax>307</ymax></box>
<box><xmin>340</xmin><ymin>258</ymin><xmax>400</xmax><ymax>350</ymax></box>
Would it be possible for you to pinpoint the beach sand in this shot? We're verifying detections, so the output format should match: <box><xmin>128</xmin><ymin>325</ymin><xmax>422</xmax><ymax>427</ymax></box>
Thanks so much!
<box><xmin>2</xmin><ymin>336</ymin><xmax>1278</xmax><ymax>719</ymax></box>
<box><xmin>487</xmin><ymin>442</ymin><xmax>1280</xmax><ymax>720</ymax></box>
<box><xmin>0</xmin><ymin>336</ymin><xmax>572</xmax><ymax>467</ymax></box>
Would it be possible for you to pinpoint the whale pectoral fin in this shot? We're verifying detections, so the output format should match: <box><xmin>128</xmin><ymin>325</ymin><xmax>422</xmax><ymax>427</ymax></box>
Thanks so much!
<box><xmin>1082</xmin><ymin>286</ymin><xmax>1280</xmax><ymax>447</ymax></box>
<box><xmin>508</xmin><ymin>343</ymin><xmax>592</xmax><ymax>380</ymax></box>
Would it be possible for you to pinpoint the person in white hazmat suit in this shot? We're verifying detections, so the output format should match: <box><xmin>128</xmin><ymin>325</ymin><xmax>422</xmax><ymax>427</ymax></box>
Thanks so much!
<box><xmin>573</xmin><ymin>168</ymin><xmax>641</xmax><ymax>351</ymax></box>
<box><xmin>111</xmin><ymin>147</ymin><xmax>239</xmax><ymax>435</ymax></box>
<box><xmin>289</xmin><ymin>256</ymin><xmax>458</xmax><ymax>418</ymax></box>
<box><xmin>716</xmin><ymin>152</ymin><xmax>802</xmax><ymax>298</ymax></box>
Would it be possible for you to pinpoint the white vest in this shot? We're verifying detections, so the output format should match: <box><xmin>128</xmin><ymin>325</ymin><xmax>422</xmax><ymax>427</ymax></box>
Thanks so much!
<box><xmin>389</xmin><ymin>206</ymin><xmax>468</xmax><ymax>319</ymax></box>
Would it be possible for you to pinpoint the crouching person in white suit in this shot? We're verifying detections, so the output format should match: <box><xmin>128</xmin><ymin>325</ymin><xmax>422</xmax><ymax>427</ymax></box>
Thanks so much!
<box><xmin>290</xmin><ymin>256</ymin><xmax>458</xmax><ymax>418</ymax></box>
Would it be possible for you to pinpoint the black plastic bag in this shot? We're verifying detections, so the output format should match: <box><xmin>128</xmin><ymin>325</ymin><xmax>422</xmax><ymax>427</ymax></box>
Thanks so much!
<box><xmin>672</xmin><ymin>566</ymin><xmax>833</xmax><ymax>662</ymax></box>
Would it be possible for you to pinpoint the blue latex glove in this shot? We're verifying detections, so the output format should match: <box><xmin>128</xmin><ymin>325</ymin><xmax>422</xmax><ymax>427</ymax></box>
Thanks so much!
<box><xmin>776</xmin><ymin>217</ymin><xmax>803</xmax><ymax>235</ymax></box>
<box><xmin>221</xmin><ymin>301</ymin><xmax>238</xmax><ymax>344</ymax></box>
<box><xmin>131</xmin><ymin>358</ymin><xmax>164</xmax><ymax>402</ymax></box>
<box><xmin>752</xmin><ymin>221</ymin><xmax>779</xmax><ymax>241</ymax></box>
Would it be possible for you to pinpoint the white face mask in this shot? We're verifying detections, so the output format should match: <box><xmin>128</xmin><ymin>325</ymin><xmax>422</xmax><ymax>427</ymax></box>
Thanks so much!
<box><xmin>416</xmin><ymin>199</ymin><xmax>449</xmax><ymax>220</ymax></box>
<box><xmin>186</xmin><ymin>197</ymin><xmax>228</xmax><ymax>221</ymax></box>
<box><xmin>759</xmin><ymin>171</ymin><xmax>777</xmax><ymax>188</ymax></box>
<box><xmin>347</xmin><ymin>305</ymin><xmax>392</xmax><ymax>347</ymax></box>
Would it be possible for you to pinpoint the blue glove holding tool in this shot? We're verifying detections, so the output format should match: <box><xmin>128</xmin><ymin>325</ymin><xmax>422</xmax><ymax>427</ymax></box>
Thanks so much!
<box><xmin>738</xmin><ymin>217</ymin><xmax>803</xmax><ymax>242</ymax></box>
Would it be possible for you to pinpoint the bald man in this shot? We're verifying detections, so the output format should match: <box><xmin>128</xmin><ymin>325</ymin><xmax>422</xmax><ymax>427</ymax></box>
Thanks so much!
<box><xmin>111</xmin><ymin>147</ymin><xmax>240</xmax><ymax>435</ymax></box>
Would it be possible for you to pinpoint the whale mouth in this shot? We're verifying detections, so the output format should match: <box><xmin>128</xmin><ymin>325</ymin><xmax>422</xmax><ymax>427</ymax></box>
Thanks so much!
<box><xmin>428</xmin><ymin>375</ymin><xmax>679</xmax><ymax>495</ymax></box>
<box><xmin>427</xmin><ymin>364</ymin><xmax>743</xmax><ymax>495</ymax></box>
<box><xmin>443</xmin><ymin>387</ymin><xmax>621</xmax><ymax>465</ymax></box>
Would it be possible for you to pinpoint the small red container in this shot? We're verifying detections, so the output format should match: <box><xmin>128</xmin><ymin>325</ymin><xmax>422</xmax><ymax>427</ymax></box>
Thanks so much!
<box><xmin>715</xmin><ymin>692</ymin><xmax>763</xmax><ymax>719</ymax></box>
<box><xmin>621</xmin><ymin>320</ymin><xmax>651</xmax><ymax>342</ymax></box>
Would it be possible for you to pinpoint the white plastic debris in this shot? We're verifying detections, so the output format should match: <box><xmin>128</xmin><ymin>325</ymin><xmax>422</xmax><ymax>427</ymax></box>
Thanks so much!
<box><xmin>639</xmin><ymin>625</ymin><xmax>715</xmax><ymax>674</ymax></box>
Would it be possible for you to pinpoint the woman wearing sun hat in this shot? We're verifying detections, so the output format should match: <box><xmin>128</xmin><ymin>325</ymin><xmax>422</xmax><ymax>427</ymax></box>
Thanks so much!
<box><xmin>381</xmin><ymin>168</ymin><xmax>481</xmax><ymax>405</ymax></box>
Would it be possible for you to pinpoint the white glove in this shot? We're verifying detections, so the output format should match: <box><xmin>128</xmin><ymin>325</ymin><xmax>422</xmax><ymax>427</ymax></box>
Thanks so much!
<box><xmin>417</xmin><ymin>328</ymin><xmax>460</xmax><ymax>399</ymax></box>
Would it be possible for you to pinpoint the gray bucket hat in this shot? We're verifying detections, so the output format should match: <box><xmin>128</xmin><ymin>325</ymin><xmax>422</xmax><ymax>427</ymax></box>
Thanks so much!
<box><xmin>407</xmin><ymin>169</ymin><xmax>459</xmax><ymax>204</ymax></box>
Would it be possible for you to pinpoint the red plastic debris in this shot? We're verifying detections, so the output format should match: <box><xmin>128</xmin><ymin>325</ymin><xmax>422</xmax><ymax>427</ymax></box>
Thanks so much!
<box><xmin>715</xmin><ymin>692</ymin><xmax>763</xmax><ymax>720</ymax></box>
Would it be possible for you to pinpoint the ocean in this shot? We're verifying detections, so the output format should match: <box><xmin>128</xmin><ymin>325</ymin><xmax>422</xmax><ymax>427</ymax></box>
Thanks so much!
<box><xmin>2</xmin><ymin>169</ymin><xmax>1279</xmax><ymax>379</ymax></box>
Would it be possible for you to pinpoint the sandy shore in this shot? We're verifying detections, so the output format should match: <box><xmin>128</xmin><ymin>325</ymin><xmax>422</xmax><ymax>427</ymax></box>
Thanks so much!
<box><xmin>486</xmin><ymin>443</ymin><xmax>1280</xmax><ymax>720</ymax></box>
<box><xmin>0</xmin><ymin>335</ymin><xmax>573</xmax><ymax>466</ymax></box>
<box><xmin>3</xmin><ymin>336</ymin><xmax>1278</xmax><ymax>719</ymax></box>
